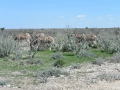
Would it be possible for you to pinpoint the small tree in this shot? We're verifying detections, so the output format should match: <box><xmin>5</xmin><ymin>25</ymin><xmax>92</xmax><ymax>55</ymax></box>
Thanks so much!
<box><xmin>1</xmin><ymin>27</ymin><xmax>5</xmax><ymax>33</ymax></box>
<box><xmin>85</xmin><ymin>27</ymin><xmax>88</xmax><ymax>29</ymax></box>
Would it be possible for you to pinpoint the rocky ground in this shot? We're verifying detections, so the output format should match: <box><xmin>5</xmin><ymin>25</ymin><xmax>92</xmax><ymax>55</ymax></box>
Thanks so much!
<box><xmin>0</xmin><ymin>61</ymin><xmax>120</xmax><ymax>90</ymax></box>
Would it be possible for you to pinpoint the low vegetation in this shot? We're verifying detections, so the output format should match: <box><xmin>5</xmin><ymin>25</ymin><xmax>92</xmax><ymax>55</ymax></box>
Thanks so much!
<box><xmin>70</xmin><ymin>63</ymin><xmax>81</xmax><ymax>69</ymax></box>
<box><xmin>0</xmin><ymin>35</ymin><xmax>18</xmax><ymax>57</ymax></box>
<box><xmin>92</xmin><ymin>57</ymin><xmax>105</xmax><ymax>66</ymax></box>
<box><xmin>0</xmin><ymin>80</ymin><xmax>8</xmax><ymax>87</ymax></box>
<box><xmin>109</xmin><ymin>52</ymin><xmax>120</xmax><ymax>63</ymax></box>
<box><xmin>0</xmin><ymin>28</ymin><xmax>120</xmax><ymax>89</ymax></box>
<box><xmin>97</xmin><ymin>72</ymin><xmax>120</xmax><ymax>82</ymax></box>
<box><xmin>77</xmin><ymin>49</ymin><xmax>96</xmax><ymax>58</ymax></box>
<box><xmin>33</xmin><ymin>68</ymin><xmax>70</xmax><ymax>83</ymax></box>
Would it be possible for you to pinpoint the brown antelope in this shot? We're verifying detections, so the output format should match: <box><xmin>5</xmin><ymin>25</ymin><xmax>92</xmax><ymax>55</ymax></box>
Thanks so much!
<box><xmin>14</xmin><ymin>33</ymin><xmax>31</xmax><ymax>50</ymax></box>
<box><xmin>31</xmin><ymin>33</ymin><xmax>45</xmax><ymax>40</ymax></box>
<box><xmin>30</xmin><ymin>35</ymin><xmax>54</xmax><ymax>51</ymax></box>
<box><xmin>86</xmin><ymin>34</ymin><xmax>97</xmax><ymax>41</ymax></box>
<box><xmin>70</xmin><ymin>34</ymin><xmax>87</xmax><ymax>43</ymax></box>
<box><xmin>70</xmin><ymin>33</ymin><xmax>97</xmax><ymax>47</ymax></box>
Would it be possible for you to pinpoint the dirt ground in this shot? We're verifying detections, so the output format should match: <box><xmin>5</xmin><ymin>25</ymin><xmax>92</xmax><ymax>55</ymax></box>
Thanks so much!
<box><xmin>1</xmin><ymin>61</ymin><xmax>120</xmax><ymax>90</ymax></box>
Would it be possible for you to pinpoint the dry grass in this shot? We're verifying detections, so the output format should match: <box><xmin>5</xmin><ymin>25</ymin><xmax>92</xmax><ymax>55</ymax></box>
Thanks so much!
<box><xmin>1</xmin><ymin>61</ymin><xmax>120</xmax><ymax>90</ymax></box>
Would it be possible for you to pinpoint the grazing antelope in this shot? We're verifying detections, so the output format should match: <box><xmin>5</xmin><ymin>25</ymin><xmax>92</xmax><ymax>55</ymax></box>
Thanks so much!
<box><xmin>14</xmin><ymin>33</ymin><xmax>31</xmax><ymax>50</ymax></box>
<box><xmin>86</xmin><ymin>34</ymin><xmax>97</xmax><ymax>41</ymax></box>
<box><xmin>31</xmin><ymin>33</ymin><xmax>45</xmax><ymax>40</ymax></box>
<box><xmin>30</xmin><ymin>35</ymin><xmax>54</xmax><ymax>51</ymax></box>
<box><xmin>70</xmin><ymin>34</ymin><xmax>87</xmax><ymax>43</ymax></box>
<box><xmin>70</xmin><ymin>33</ymin><xmax>97</xmax><ymax>47</ymax></box>
<box><xmin>86</xmin><ymin>34</ymin><xmax>97</xmax><ymax>47</ymax></box>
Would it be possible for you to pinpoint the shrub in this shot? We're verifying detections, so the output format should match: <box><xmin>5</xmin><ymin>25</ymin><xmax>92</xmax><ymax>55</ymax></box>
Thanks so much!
<box><xmin>35</xmin><ymin>77</ymin><xmax>48</xmax><ymax>83</ymax></box>
<box><xmin>61</xmin><ymin>35</ymin><xmax>76</xmax><ymax>52</ymax></box>
<box><xmin>0</xmin><ymin>27</ymin><xmax>4</xmax><ymax>33</ymax></box>
<box><xmin>97</xmin><ymin>72</ymin><xmax>120</xmax><ymax>82</ymax></box>
<box><xmin>19</xmin><ymin>61</ymin><xmax>24</xmax><ymax>66</ymax></box>
<box><xmin>51</xmin><ymin>52</ymin><xmax>65</xmax><ymax>67</ymax></box>
<box><xmin>0</xmin><ymin>35</ymin><xmax>18</xmax><ymax>57</ymax></box>
<box><xmin>85</xmin><ymin>27</ymin><xmax>88</xmax><ymax>29</ymax></box>
<box><xmin>33</xmin><ymin>68</ymin><xmax>70</xmax><ymax>83</ymax></box>
<box><xmin>53</xmin><ymin>60</ymin><xmax>65</xmax><ymax>67</ymax></box>
<box><xmin>50</xmin><ymin>52</ymin><xmax>64</xmax><ymax>60</ymax></box>
<box><xmin>70</xmin><ymin>63</ymin><xmax>81</xmax><ymax>69</ymax></box>
<box><xmin>62</xmin><ymin>39</ymin><xmax>89</xmax><ymax>54</ymax></box>
<box><xmin>0</xmin><ymin>80</ymin><xmax>8</xmax><ymax>87</ymax></box>
<box><xmin>3</xmin><ymin>57</ymin><xmax>9</xmax><ymax>61</ymax></box>
<box><xmin>54</xmin><ymin>29</ymin><xmax>90</xmax><ymax>53</ymax></box>
<box><xmin>12</xmin><ymin>50</ymin><xmax>22</xmax><ymax>60</ymax></box>
<box><xmin>109</xmin><ymin>52</ymin><xmax>120</xmax><ymax>63</ymax></box>
<box><xmin>26</xmin><ymin>58</ymin><xmax>43</xmax><ymax>65</ymax></box>
<box><xmin>92</xmin><ymin>57</ymin><xmax>105</xmax><ymax>66</ymax></box>
<box><xmin>54</xmin><ymin>30</ymin><xmax>76</xmax><ymax>52</ymax></box>
<box><xmin>62</xmin><ymin>43</ymin><xmax>75</xmax><ymax>52</ymax></box>
<box><xmin>77</xmin><ymin>50</ymin><xmax>95</xmax><ymax>58</ymax></box>
<box><xmin>27</xmin><ymin>48</ymin><xmax>37</xmax><ymax>58</ymax></box>
<box><xmin>74</xmin><ymin>40</ymin><xmax>90</xmax><ymax>55</ymax></box>
<box><xmin>97</xmin><ymin>30</ymin><xmax>120</xmax><ymax>54</ymax></box>
<box><xmin>54</xmin><ymin>33</ymin><xmax>66</xmax><ymax>51</ymax></box>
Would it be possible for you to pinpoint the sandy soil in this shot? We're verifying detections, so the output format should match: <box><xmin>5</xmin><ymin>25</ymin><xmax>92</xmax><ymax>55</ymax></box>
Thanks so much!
<box><xmin>1</xmin><ymin>61</ymin><xmax>120</xmax><ymax>90</ymax></box>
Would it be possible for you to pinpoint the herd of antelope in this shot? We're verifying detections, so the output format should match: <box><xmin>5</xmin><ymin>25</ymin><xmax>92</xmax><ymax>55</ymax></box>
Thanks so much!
<box><xmin>13</xmin><ymin>32</ymin><xmax>97</xmax><ymax>51</ymax></box>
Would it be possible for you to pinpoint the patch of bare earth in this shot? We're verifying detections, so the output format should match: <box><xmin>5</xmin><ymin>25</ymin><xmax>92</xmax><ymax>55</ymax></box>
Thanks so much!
<box><xmin>1</xmin><ymin>62</ymin><xmax>120</xmax><ymax>90</ymax></box>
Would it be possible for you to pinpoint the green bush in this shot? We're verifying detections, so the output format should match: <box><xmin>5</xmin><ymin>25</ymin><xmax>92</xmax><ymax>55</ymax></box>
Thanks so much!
<box><xmin>62</xmin><ymin>36</ymin><xmax>76</xmax><ymax>52</ymax></box>
<box><xmin>0</xmin><ymin>35</ymin><xmax>18</xmax><ymax>57</ymax></box>
<box><xmin>51</xmin><ymin>52</ymin><xmax>65</xmax><ymax>67</ymax></box>
<box><xmin>62</xmin><ymin>43</ymin><xmax>75</xmax><ymax>52</ymax></box>
<box><xmin>53</xmin><ymin>60</ymin><xmax>65</xmax><ymax>67</ymax></box>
